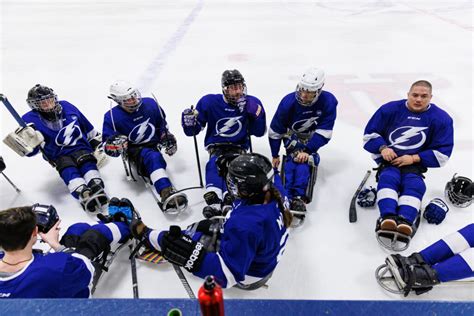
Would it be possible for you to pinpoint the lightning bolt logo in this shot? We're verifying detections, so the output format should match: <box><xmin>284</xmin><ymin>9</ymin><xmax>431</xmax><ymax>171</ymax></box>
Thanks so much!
<box><xmin>215</xmin><ymin>116</ymin><xmax>243</xmax><ymax>137</ymax></box>
<box><xmin>389</xmin><ymin>126</ymin><xmax>428</xmax><ymax>150</ymax></box>
<box><xmin>292</xmin><ymin>117</ymin><xmax>318</xmax><ymax>133</ymax></box>
<box><xmin>129</xmin><ymin>118</ymin><xmax>155</xmax><ymax>144</ymax></box>
<box><xmin>55</xmin><ymin>121</ymin><xmax>82</xmax><ymax>147</ymax></box>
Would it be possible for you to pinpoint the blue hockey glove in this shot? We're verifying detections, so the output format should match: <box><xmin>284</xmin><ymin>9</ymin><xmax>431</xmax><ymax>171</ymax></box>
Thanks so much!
<box><xmin>240</xmin><ymin>97</ymin><xmax>263</xmax><ymax>119</ymax></box>
<box><xmin>423</xmin><ymin>198</ymin><xmax>449</xmax><ymax>225</ymax></box>
<box><xmin>357</xmin><ymin>186</ymin><xmax>377</xmax><ymax>207</ymax></box>
<box><xmin>181</xmin><ymin>108</ymin><xmax>197</xmax><ymax>128</ymax></box>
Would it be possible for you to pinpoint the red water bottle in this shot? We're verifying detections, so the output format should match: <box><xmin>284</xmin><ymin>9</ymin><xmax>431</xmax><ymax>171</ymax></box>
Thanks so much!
<box><xmin>198</xmin><ymin>275</ymin><xmax>225</xmax><ymax>316</ymax></box>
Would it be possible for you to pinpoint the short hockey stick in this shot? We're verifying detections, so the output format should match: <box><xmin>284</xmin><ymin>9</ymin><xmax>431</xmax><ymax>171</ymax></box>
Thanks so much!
<box><xmin>349</xmin><ymin>170</ymin><xmax>371</xmax><ymax>223</ymax></box>
<box><xmin>172</xmin><ymin>264</ymin><xmax>196</xmax><ymax>299</ymax></box>
<box><xmin>129</xmin><ymin>241</ymin><xmax>140</xmax><ymax>298</ymax></box>
<box><xmin>1</xmin><ymin>171</ymin><xmax>21</xmax><ymax>193</ymax></box>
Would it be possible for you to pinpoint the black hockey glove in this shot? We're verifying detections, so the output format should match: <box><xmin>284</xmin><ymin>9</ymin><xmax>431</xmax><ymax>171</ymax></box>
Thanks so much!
<box><xmin>104</xmin><ymin>135</ymin><xmax>128</xmax><ymax>157</ymax></box>
<box><xmin>161</xmin><ymin>226</ymin><xmax>206</xmax><ymax>273</ymax></box>
<box><xmin>0</xmin><ymin>156</ymin><xmax>5</xmax><ymax>173</ymax></box>
<box><xmin>216</xmin><ymin>152</ymin><xmax>240</xmax><ymax>177</ymax></box>
<box><xmin>159</xmin><ymin>132</ymin><xmax>177</xmax><ymax>156</ymax></box>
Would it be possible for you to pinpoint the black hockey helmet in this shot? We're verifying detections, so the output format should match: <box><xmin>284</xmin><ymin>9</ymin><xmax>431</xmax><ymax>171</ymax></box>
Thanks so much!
<box><xmin>221</xmin><ymin>69</ymin><xmax>245</xmax><ymax>88</ymax></box>
<box><xmin>32</xmin><ymin>203</ymin><xmax>59</xmax><ymax>233</ymax></box>
<box><xmin>26</xmin><ymin>84</ymin><xmax>62</xmax><ymax>122</ymax></box>
<box><xmin>226</xmin><ymin>153</ymin><xmax>274</xmax><ymax>198</ymax></box>
<box><xmin>445</xmin><ymin>174</ymin><xmax>473</xmax><ymax>208</ymax></box>
<box><xmin>221</xmin><ymin>69</ymin><xmax>247</xmax><ymax>106</ymax></box>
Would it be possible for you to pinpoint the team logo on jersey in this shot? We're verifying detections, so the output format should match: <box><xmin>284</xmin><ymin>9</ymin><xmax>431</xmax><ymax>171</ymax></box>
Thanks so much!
<box><xmin>291</xmin><ymin>117</ymin><xmax>319</xmax><ymax>133</ymax></box>
<box><xmin>389</xmin><ymin>126</ymin><xmax>428</xmax><ymax>150</ymax></box>
<box><xmin>215</xmin><ymin>116</ymin><xmax>243</xmax><ymax>137</ymax></box>
<box><xmin>55</xmin><ymin>120</ymin><xmax>83</xmax><ymax>147</ymax></box>
<box><xmin>129</xmin><ymin>118</ymin><xmax>155</xmax><ymax>144</ymax></box>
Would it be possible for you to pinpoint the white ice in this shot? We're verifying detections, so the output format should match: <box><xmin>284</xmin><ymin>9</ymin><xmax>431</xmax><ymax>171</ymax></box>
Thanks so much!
<box><xmin>0</xmin><ymin>0</ymin><xmax>472</xmax><ymax>301</ymax></box>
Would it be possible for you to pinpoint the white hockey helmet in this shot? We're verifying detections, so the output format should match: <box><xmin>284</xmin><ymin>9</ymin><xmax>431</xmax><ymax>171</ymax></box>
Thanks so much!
<box><xmin>109</xmin><ymin>80</ymin><xmax>142</xmax><ymax>112</ymax></box>
<box><xmin>296</xmin><ymin>67</ymin><xmax>325</xmax><ymax>106</ymax></box>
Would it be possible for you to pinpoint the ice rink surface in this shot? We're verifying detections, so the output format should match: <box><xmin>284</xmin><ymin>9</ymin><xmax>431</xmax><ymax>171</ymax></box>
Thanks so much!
<box><xmin>0</xmin><ymin>0</ymin><xmax>472</xmax><ymax>300</ymax></box>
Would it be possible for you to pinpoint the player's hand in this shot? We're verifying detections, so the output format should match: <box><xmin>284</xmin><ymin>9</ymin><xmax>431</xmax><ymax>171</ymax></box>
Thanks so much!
<box><xmin>104</xmin><ymin>135</ymin><xmax>128</xmax><ymax>157</ymax></box>
<box><xmin>181</xmin><ymin>108</ymin><xmax>197</xmax><ymax>127</ymax></box>
<box><xmin>272</xmin><ymin>156</ymin><xmax>280</xmax><ymax>168</ymax></box>
<box><xmin>294</xmin><ymin>151</ymin><xmax>309</xmax><ymax>163</ymax></box>
<box><xmin>243</xmin><ymin>98</ymin><xmax>263</xmax><ymax>119</ymax></box>
<box><xmin>381</xmin><ymin>147</ymin><xmax>397</xmax><ymax>161</ymax></box>
<box><xmin>160</xmin><ymin>132</ymin><xmax>177</xmax><ymax>156</ymax></box>
<box><xmin>391</xmin><ymin>155</ymin><xmax>415</xmax><ymax>167</ymax></box>
<box><xmin>39</xmin><ymin>220</ymin><xmax>62</xmax><ymax>251</ymax></box>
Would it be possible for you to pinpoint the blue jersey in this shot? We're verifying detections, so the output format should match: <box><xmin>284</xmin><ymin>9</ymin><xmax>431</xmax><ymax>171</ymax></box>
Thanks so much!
<box><xmin>103</xmin><ymin>97</ymin><xmax>168</xmax><ymax>146</ymax></box>
<box><xmin>0</xmin><ymin>251</ymin><xmax>94</xmax><ymax>298</ymax></box>
<box><xmin>363</xmin><ymin>100</ymin><xmax>454</xmax><ymax>167</ymax></box>
<box><xmin>183</xmin><ymin>94</ymin><xmax>266</xmax><ymax>150</ymax></box>
<box><xmin>200</xmin><ymin>200</ymin><xmax>289</xmax><ymax>288</ymax></box>
<box><xmin>22</xmin><ymin>101</ymin><xmax>98</xmax><ymax>162</ymax></box>
<box><xmin>269</xmin><ymin>91</ymin><xmax>338</xmax><ymax>157</ymax></box>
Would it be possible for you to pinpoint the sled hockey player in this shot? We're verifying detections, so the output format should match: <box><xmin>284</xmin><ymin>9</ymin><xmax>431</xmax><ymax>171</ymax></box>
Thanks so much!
<box><xmin>0</xmin><ymin>201</ymin><xmax>132</xmax><ymax>298</ymax></box>
<box><xmin>131</xmin><ymin>153</ymin><xmax>292</xmax><ymax>290</ymax></box>
<box><xmin>102</xmin><ymin>81</ymin><xmax>187</xmax><ymax>214</ymax></box>
<box><xmin>363</xmin><ymin>80</ymin><xmax>454</xmax><ymax>251</ymax></box>
<box><xmin>3</xmin><ymin>84</ymin><xmax>108</xmax><ymax>212</ymax></box>
<box><xmin>376</xmin><ymin>223</ymin><xmax>474</xmax><ymax>296</ymax></box>
<box><xmin>181</xmin><ymin>69</ymin><xmax>266</xmax><ymax>216</ymax></box>
<box><xmin>268</xmin><ymin>67</ymin><xmax>338</xmax><ymax>223</ymax></box>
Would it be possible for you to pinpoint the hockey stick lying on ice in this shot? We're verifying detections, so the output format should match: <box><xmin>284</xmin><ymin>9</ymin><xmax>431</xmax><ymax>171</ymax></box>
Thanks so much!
<box><xmin>133</xmin><ymin>245</ymin><xmax>196</xmax><ymax>299</ymax></box>
<box><xmin>349</xmin><ymin>170</ymin><xmax>371</xmax><ymax>223</ymax></box>
<box><xmin>1</xmin><ymin>171</ymin><xmax>21</xmax><ymax>193</ymax></box>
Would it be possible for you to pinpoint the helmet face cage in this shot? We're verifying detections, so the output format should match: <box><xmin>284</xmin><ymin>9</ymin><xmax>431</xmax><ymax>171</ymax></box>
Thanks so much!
<box><xmin>445</xmin><ymin>175</ymin><xmax>473</xmax><ymax>208</ymax></box>
<box><xmin>27</xmin><ymin>85</ymin><xmax>62</xmax><ymax>121</ymax></box>
<box><xmin>109</xmin><ymin>81</ymin><xmax>142</xmax><ymax>112</ymax></box>
<box><xmin>221</xmin><ymin>70</ymin><xmax>247</xmax><ymax>106</ymax></box>
<box><xmin>295</xmin><ymin>84</ymin><xmax>322</xmax><ymax>106</ymax></box>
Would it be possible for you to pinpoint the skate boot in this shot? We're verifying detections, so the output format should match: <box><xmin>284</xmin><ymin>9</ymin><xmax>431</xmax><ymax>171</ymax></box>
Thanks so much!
<box><xmin>376</xmin><ymin>254</ymin><xmax>440</xmax><ymax>296</ymax></box>
<box><xmin>202</xmin><ymin>191</ymin><xmax>223</xmax><ymax>219</ymax></box>
<box><xmin>290</xmin><ymin>197</ymin><xmax>306</xmax><ymax>227</ymax></box>
<box><xmin>159</xmin><ymin>186</ymin><xmax>188</xmax><ymax>214</ymax></box>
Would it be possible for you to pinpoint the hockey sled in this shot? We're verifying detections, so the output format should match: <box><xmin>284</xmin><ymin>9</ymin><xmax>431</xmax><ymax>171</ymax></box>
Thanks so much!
<box><xmin>376</xmin><ymin>230</ymin><xmax>411</xmax><ymax>252</ymax></box>
<box><xmin>159</xmin><ymin>191</ymin><xmax>189</xmax><ymax>215</ymax></box>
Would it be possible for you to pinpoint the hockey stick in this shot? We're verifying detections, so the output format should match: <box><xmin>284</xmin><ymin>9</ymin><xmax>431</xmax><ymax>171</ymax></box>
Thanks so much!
<box><xmin>151</xmin><ymin>96</ymin><xmax>204</xmax><ymax>189</ymax></box>
<box><xmin>129</xmin><ymin>241</ymin><xmax>140</xmax><ymax>298</ymax></box>
<box><xmin>0</xmin><ymin>94</ymin><xmax>55</xmax><ymax>167</ymax></box>
<box><xmin>1</xmin><ymin>171</ymin><xmax>21</xmax><ymax>193</ymax></box>
<box><xmin>91</xmin><ymin>241</ymin><xmax>129</xmax><ymax>295</ymax></box>
<box><xmin>173</xmin><ymin>264</ymin><xmax>196</xmax><ymax>299</ymax></box>
<box><xmin>349</xmin><ymin>170</ymin><xmax>372</xmax><ymax>223</ymax></box>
